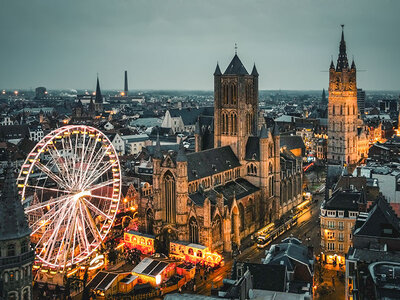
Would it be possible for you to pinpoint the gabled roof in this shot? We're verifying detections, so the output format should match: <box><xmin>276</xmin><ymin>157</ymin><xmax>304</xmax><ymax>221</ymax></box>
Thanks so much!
<box><xmin>186</xmin><ymin>146</ymin><xmax>240</xmax><ymax>181</ymax></box>
<box><xmin>168</xmin><ymin>107</ymin><xmax>214</xmax><ymax>126</ymax></box>
<box><xmin>224</xmin><ymin>54</ymin><xmax>249</xmax><ymax>75</ymax></box>
<box><xmin>354</xmin><ymin>197</ymin><xmax>400</xmax><ymax>238</ymax></box>
<box><xmin>264</xmin><ymin>239</ymin><xmax>313</xmax><ymax>276</ymax></box>
<box><xmin>280</xmin><ymin>135</ymin><xmax>305</xmax><ymax>152</ymax></box>
<box><xmin>188</xmin><ymin>178</ymin><xmax>259</xmax><ymax>208</ymax></box>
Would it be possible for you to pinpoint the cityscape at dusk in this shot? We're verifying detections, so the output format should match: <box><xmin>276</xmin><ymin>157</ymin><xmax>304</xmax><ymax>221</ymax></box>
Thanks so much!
<box><xmin>1</xmin><ymin>1</ymin><xmax>400</xmax><ymax>300</ymax></box>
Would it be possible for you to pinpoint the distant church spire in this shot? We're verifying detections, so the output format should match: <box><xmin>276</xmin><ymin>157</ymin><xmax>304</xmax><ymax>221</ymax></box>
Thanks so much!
<box><xmin>95</xmin><ymin>75</ymin><xmax>103</xmax><ymax>104</ymax></box>
<box><xmin>235</xmin><ymin>43</ymin><xmax>237</xmax><ymax>55</ymax></box>
<box><xmin>336</xmin><ymin>24</ymin><xmax>349</xmax><ymax>71</ymax></box>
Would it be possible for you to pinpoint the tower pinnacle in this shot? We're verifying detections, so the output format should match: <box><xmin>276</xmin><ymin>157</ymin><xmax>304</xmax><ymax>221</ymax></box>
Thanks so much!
<box><xmin>336</xmin><ymin>24</ymin><xmax>349</xmax><ymax>71</ymax></box>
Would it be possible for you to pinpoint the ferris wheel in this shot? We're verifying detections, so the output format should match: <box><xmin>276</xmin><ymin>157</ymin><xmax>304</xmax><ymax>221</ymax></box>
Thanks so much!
<box><xmin>18</xmin><ymin>125</ymin><xmax>121</xmax><ymax>269</ymax></box>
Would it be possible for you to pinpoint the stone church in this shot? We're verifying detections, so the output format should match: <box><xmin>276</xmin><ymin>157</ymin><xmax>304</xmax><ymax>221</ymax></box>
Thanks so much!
<box><xmin>137</xmin><ymin>53</ymin><xmax>302</xmax><ymax>253</ymax></box>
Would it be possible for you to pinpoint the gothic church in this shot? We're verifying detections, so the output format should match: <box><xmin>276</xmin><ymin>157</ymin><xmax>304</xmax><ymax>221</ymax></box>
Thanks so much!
<box><xmin>139</xmin><ymin>53</ymin><xmax>302</xmax><ymax>253</ymax></box>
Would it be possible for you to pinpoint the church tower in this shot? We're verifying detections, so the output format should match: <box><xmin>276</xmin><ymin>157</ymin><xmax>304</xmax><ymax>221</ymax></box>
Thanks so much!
<box><xmin>328</xmin><ymin>26</ymin><xmax>359</xmax><ymax>165</ymax></box>
<box><xmin>0</xmin><ymin>161</ymin><xmax>34</xmax><ymax>300</ymax></box>
<box><xmin>214</xmin><ymin>51</ymin><xmax>259</xmax><ymax>161</ymax></box>
<box><xmin>94</xmin><ymin>76</ymin><xmax>104</xmax><ymax>113</ymax></box>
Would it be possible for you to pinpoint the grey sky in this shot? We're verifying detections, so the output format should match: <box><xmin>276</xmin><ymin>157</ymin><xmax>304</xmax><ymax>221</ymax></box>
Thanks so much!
<box><xmin>1</xmin><ymin>0</ymin><xmax>399</xmax><ymax>91</ymax></box>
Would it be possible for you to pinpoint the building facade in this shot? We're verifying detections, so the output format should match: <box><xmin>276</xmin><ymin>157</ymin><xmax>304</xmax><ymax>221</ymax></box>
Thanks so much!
<box><xmin>327</xmin><ymin>27</ymin><xmax>368</xmax><ymax>165</ymax></box>
<box><xmin>320</xmin><ymin>189</ymin><xmax>364</xmax><ymax>265</ymax></box>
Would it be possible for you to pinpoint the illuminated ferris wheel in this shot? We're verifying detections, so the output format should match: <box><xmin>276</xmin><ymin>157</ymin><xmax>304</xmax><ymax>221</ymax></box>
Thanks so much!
<box><xmin>18</xmin><ymin>125</ymin><xmax>121</xmax><ymax>269</ymax></box>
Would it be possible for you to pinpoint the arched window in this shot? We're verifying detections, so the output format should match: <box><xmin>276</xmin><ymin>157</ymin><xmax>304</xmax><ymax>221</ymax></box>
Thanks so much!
<box><xmin>248</xmin><ymin>198</ymin><xmax>255</xmax><ymax>220</ymax></box>
<box><xmin>229</xmin><ymin>113</ymin><xmax>234</xmax><ymax>135</ymax></box>
<box><xmin>163</xmin><ymin>171</ymin><xmax>176</xmax><ymax>223</ymax></box>
<box><xmin>21</xmin><ymin>240</ymin><xmax>28</xmax><ymax>253</ymax></box>
<box><xmin>232</xmin><ymin>85</ymin><xmax>237</xmax><ymax>105</ymax></box>
<box><xmin>189</xmin><ymin>217</ymin><xmax>199</xmax><ymax>244</ymax></box>
<box><xmin>238</xmin><ymin>203</ymin><xmax>245</xmax><ymax>232</ymax></box>
<box><xmin>269</xmin><ymin>145</ymin><xmax>273</xmax><ymax>157</ymax></box>
<box><xmin>213</xmin><ymin>215</ymin><xmax>222</xmax><ymax>242</ymax></box>
<box><xmin>233</xmin><ymin>113</ymin><xmax>237</xmax><ymax>135</ymax></box>
<box><xmin>223</xmin><ymin>85</ymin><xmax>228</xmax><ymax>104</ymax></box>
<box><xmin>7</xmin><ymin>244</ymin><xmax>15</xmax><ymax>257</ymax></box>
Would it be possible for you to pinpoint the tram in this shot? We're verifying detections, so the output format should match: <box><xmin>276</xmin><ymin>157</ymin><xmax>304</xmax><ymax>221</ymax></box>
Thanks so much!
<box><xmin>256</xmin><ymin>216</ymin><xmax>298</xmax><ymax>249</ymax></box>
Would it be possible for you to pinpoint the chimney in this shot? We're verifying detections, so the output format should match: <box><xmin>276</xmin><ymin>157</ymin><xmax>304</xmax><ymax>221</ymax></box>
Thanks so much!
<box><xmin>124</xmin><ymin>70</ymin><xmax>128</xmax><ymax>96</ymax></box>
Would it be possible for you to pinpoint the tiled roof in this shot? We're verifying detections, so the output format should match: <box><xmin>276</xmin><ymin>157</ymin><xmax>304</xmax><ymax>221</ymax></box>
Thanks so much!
<box><xmin>186</xmin><ymin>146</ymin><xmax>240</xmax><ymax>181</ymax></box>
<box><xmin>223</xmin><ymin>54</ymin><xmax>249</xmax><ymax>75</ymax></box>
<box><xmin>323</xmin><ymin>190</ymin><xmax>362</xmax><ymax>213</ymax></box>
<box><xmin>169</xmin><ymin>107</ymin><xmax>213</xmax><ymax>126</ymax></box>
<box><xmin>354</xmin><ymin>197</ymin><xmax>400</xmax><ymax>238</ymax></box>
<box><xmin>189</xmin><ymin>178</ymin><xmax>259</xmax><ymax>207</ymax></box>
<box><xmin>280</xmin><ymin>135</ymin><xmax>305</xmax><ymax>151</ymax></box>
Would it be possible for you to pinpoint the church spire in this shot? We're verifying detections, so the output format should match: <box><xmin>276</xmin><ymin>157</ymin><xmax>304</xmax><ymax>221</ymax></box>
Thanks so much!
<box><xmin>214</xmin><ymin>63</ymin><xmax>222</xmax><ymax>76</ymax></box>
<box><xmin>351</xmin><ymin>57</ymin><xmax>356</xmax><ymax>70</ymax></box>
<box><xmin>251</xmin><ymin>63</ymin><xmax>259</xmax><ymax>77</ymax></box>
<box><xmin>336</xmin><ymin>25</ymin><xmax>349</xmax><ymax>71</ymax></box>
<box><xmin>95</xmin><ymin>75</ymin><xmax>103</xmax><ymax>104</ymax></box>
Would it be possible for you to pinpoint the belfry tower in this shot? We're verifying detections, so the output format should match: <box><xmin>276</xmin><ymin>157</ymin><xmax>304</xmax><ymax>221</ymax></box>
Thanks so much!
<box><xmin>328</xmin><ymin>26</ymin><xmax>359</xmax><ymax>165</ymax></box>
<box><xmin>213</xmin><ymin>50</ymin><xmax>259</xmax><ymax>161</ymax></box>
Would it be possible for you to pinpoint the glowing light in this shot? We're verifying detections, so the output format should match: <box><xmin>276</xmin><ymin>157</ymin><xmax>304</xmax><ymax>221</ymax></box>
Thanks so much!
<box><xmin>14</xmin><ymin>90</ymin><xmax>18</xmax><ymax>95</ymax></box>
<box><xmin>155</xmin><ymin>274</ymin><xmax>162</xmax><ymax>285</ymax></box>
<box><xmin>73</xmin><ymin>190</ymin><xmax>91</xmax><ymax>202</ymax></box>
<box><xmin>120</xmin><ymin>92</ymin><xmax>125</xmax><ymax>96</ymax></box>
<box><xmin>67</xmin><ymin>268</ymin><xmax>78</xmax><ymax>277</ymax></box>
<box><xmin>18</xmin><ymin>125</ymin><xmax>122</xmax><ymax>268</ymax></box>
<box><xmin>115</xmin><ymin>242</ymin><xmax>125</xmax><ymax>250</ymax></box>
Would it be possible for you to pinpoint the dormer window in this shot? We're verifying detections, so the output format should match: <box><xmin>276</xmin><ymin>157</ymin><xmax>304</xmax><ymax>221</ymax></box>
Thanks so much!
<box><xmin>327</xmin><ymin>210</ymin><xmax>336</xmax><ymax>217</ymax></box>
<box><xmin>338</xmin><ymin>211</ymin><xmax>344</xmax><ymax>218</ymax></box>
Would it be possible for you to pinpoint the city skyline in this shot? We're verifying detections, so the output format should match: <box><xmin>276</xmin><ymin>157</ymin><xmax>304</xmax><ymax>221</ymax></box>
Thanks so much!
<box><xmin>1</xmin><ymin>0</ymin><xmax>400</xmax><ymax>91</ymax></box>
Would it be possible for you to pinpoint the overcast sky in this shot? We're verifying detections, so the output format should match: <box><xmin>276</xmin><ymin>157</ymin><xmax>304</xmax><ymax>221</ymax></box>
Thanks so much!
<box><xmin>1</xmin><ymin>0</ymin><xmax>399</xmax><ymax>91</ymax></box>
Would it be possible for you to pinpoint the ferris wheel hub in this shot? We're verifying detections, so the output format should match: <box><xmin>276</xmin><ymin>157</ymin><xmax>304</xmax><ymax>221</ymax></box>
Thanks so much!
<box><xmin>72</xmin><ymin>190</ymin><xmax>91</xmax><ymax>202</ymax></box>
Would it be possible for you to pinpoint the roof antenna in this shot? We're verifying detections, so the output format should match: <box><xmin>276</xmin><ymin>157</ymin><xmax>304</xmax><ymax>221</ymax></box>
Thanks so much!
<box><xmin>235</xmin><ymin>43</ymin><xmax>238</xmax><ymax>55</ymax></box>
